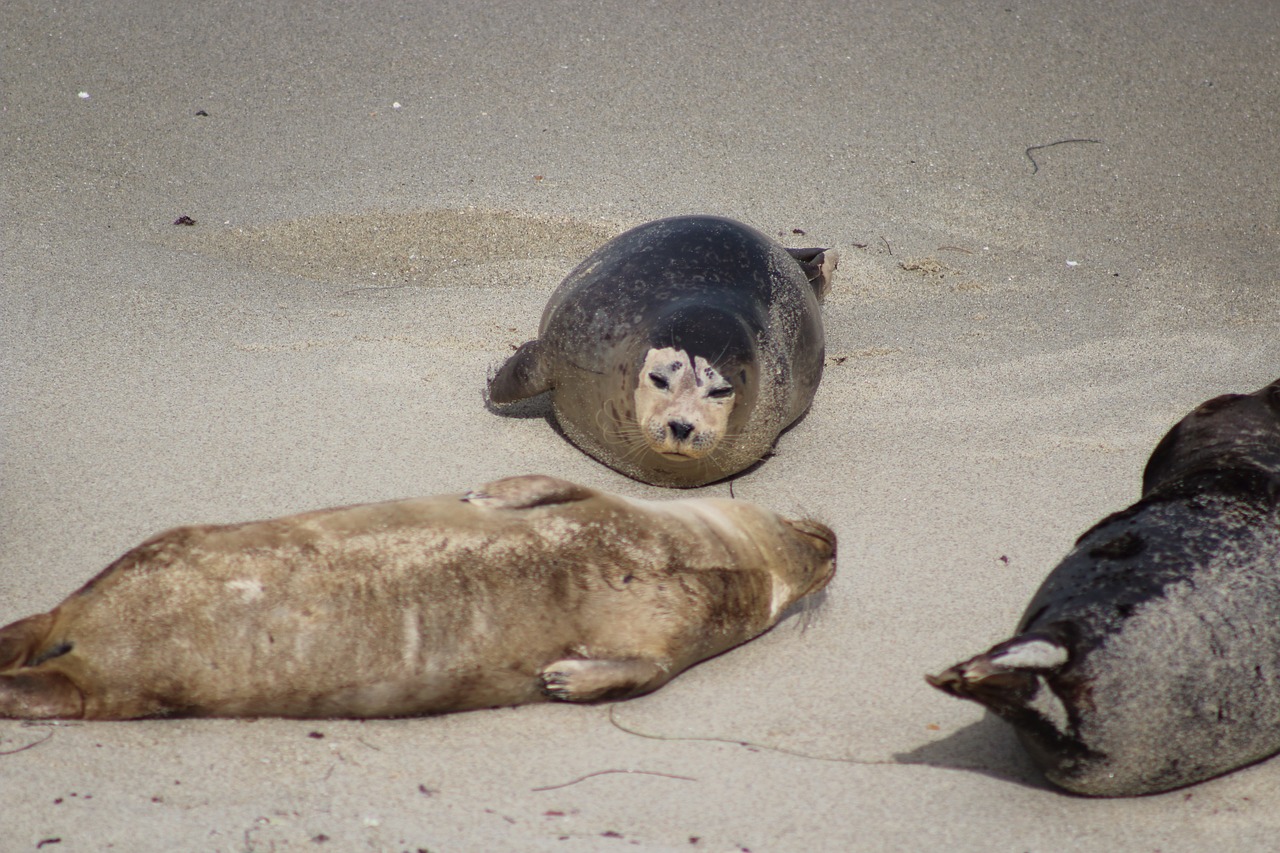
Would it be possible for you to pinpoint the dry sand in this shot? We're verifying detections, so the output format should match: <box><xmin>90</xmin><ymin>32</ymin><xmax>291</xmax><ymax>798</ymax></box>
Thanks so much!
<box><xmin>3</xmin><ymin>0</ymin><xmax>1279</xmax><ymax>850</ymax></box>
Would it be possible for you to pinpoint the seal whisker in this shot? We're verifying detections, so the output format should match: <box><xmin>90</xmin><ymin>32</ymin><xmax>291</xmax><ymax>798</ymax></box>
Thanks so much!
<box><xmin>609</xmin><ymin>426</ymin><xmax>658</xmax><ymax>465</ymax></box>
<box><xmin>792</xmin><ymin>588</ymin><xmax>829</xmax><ymax>634</ymax></box>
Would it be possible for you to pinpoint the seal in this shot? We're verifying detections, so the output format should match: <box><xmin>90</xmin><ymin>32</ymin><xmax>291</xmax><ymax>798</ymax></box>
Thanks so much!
<box><xmin>488</xmin><ymin>215</ymin><xmax>836</xmax><ymax>487</ymax></box>
<box><xmin>0</xmin><ymin>475</ymin><xmax>836</xmax><ymax>720</ymax></box>
<box><xmin>928</xmin><ymin>378</ymin><xmax>1280</xmax><ymax>796</ymax></box>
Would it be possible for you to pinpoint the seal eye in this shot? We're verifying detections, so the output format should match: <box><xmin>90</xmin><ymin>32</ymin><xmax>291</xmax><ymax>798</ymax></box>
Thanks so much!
<box><xmin>707</xmin><ymin>386</ymin><xmax>733</xmax><ymax>399</ymax></box>
<box><xmin>648</xmin><ymin>372</ymin><xmax>669</xmax><ymax>390</ymax></box>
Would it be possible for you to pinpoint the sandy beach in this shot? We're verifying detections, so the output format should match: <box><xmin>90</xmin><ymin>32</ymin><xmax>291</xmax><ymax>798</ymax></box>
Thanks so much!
<box><xmin>3</xmin><ymin>0</ymin><xmax>1279</xmax><ymax>849</ymax></box>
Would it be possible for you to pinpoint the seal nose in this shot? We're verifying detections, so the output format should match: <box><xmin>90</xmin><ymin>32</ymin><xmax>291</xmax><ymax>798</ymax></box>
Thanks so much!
<box><xmin>667</xmin><ymin>420</ymin><xmax>694</xmax><ymax>442</ymax></box>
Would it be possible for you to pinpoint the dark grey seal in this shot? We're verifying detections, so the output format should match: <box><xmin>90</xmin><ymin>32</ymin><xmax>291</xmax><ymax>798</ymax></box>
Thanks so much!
<box><xmin>928</xmin><ymin>378</ymin><xmax>1280</xmax><ymax>796</ymax></box>
<box><xmin>488</xmin><ymin>215</ymin><xmax>835</xmax><ymax>487</ymax></box>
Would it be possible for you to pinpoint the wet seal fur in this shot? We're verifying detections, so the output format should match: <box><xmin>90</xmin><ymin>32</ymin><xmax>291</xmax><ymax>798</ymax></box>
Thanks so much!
<box><xmin>928</xmin><ymin>378</ymin><xmax>1280</xmax><ymax>796</ymax></box>
<box><xmin>488</xmin><ymin>215</ymin><xmax>836</xmax><ymax>487</ymax></box>
<box><xmin>0</xmin><ymin>475</ymin><xmax>835</xmax><ymax>720</ymax></box>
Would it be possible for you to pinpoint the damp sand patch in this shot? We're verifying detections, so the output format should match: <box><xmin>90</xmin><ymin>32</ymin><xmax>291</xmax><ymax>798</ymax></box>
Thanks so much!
<box><xmin>164</xmin><ymin>209</ymin><xmax>623</xmax><ymax>287</ymax></box>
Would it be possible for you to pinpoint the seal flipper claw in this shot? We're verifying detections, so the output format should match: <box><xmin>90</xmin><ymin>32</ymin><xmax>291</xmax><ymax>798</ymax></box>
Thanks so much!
<box><xmin>463</xmin><ymin>475</ymin><xmax>595</xmax><ymax>510</ymax></box>
<box><xmin>489</xmin><ymin>340</ymin><xmax>551</xmax><ymax>404</ymax></box>
<box><xmin>539</xmin><ymin>658</ymin><xmax>666</xmax><ymax>702</ymax></box>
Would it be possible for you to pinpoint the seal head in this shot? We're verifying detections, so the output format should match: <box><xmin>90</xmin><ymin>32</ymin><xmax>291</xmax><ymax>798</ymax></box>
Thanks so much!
<box><xmin>489</xmin><ymin>215</ymin><xmax>835</xmax><ymax>487</ymax></box>
<box><xmin>929</xmin><ymin>378</ymin><xmax>1280</xmax><ymax>796</ymax></box>
<box><xmin>632</xmin><ymin>304</ymin><xmax>757</xmax><ymax>461</ymax></box>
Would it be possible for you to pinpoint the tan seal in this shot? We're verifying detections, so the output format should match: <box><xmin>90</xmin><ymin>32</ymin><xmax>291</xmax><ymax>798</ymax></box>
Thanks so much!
<box><xmin>0</xmin><ymin>475</ymin><xmax>835</xmax><ymax>720</ymax></box>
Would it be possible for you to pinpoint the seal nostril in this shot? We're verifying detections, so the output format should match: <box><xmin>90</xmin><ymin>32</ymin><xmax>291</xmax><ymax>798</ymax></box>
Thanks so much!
<box><xmin>668</xmin><ymin>420</ymin><xmax>694</xmax><ymax>441</ymax></box>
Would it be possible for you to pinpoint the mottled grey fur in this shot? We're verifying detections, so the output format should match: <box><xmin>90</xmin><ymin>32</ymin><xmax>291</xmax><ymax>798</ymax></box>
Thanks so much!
<box><xmin>488</xmin><ymin>215</ymin><xmax>833</xmax><ymax>487</ymax></box>
<box><xmin>929</xmin><ymin>378</ymin><xmax>1280</xmax><ymax>796</ymax></box>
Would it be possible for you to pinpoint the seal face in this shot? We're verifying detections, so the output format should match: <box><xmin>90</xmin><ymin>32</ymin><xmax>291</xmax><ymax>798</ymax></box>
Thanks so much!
<box><xmin>928</xmin><ymin>378</ymin><xmax>1280</xmax><ymax>796</ymax></box>
<box><xmin>634</xmin><ymin>347</ymin><xmax>735</xmax><ymax>459</ymax></box>
<box><xmin>488</xmin><ymin>215</ymin><xmax>836</xmax><ymax>487</ymax></box>
<box><xmin>0</xmin><ymin>475</ymin><xmax>836</xmax><ymax>720</ymax></box>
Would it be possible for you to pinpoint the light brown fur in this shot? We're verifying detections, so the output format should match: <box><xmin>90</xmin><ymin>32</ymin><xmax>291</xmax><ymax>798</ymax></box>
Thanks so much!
<box><xmin>0</xmin><ymin>475</ymin><xmax>835</xmax><ymax>720</ymax></box>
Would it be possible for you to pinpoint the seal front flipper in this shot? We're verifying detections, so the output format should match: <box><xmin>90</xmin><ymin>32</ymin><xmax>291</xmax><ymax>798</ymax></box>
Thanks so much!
<box><xmin>539</xmin><ymin>658</ymin><xmax>667</xmax><ymax>702</ymax></box>
<box><xmin>463</xmin><ymin>474</ymin><xmax>595</xmax><ymax>510</ymax></box>
<box><xmin>0</xmin><ymin>671</ymin><xmax>86</xmax><ymax>719</ymax></box>
<box><xmin>488</xmin><ymin>340</ymin><xmax>552</xmax><ymax>404</ymax></box>
<box><xmin>785</xmin><ymin>247</ymin><xmax>839</xmax><ymax>300</ymax></box>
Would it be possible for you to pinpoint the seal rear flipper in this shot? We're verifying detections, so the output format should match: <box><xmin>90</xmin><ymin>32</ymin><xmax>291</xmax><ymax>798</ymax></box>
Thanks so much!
<box><xmin>488</xmin><ymin>340</ymin><xmax>552</xmax><ymax>404</ymax></box>
<box><xmin>464</xmin><ymin>475</ymin><xmax>596</xmax><ymax>510</ymax></box>
<box><xmin>927</xmin><ymin>635</ymin><xmax>1073</xmax><ymax>739</ymax></box>
<box><xmin>0</xmin><ymin>612</ymin><xmax>55</xmax><ymax>670</ymax></box>
<box><xmin>785</xmin><ymin>247</ymin><xmax>839</xmax><ymax>301</ymax></box>
<box><xmin>0</xmin><ymin>671</ymin><xmax>86</xmax><ymax>719</ymax></box>
<box><xmin>539</xmin><ymin>658</ymin><xmax>667</xmax><ymax>702</ymax></box>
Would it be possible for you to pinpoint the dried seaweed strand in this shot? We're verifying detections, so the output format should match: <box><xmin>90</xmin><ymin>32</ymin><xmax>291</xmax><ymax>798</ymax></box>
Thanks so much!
<box><xmin>607</xmin><ymin>706</ymin><xmax>888</xmax><ymax>765</ymax></box>
<box><xmin>1024</xmin><ymin>138</ymin><xmax>1102</xmax><ymax>174</ymax></box>
<box><xmin>532</xmin><ymin>768</ymin><xmax>697</xmax><ymax>792</ymax></box>
<box><xmin>0</xmin><ymin>729</ymin><xmax>54</xmax><ymax>755</ymax></box>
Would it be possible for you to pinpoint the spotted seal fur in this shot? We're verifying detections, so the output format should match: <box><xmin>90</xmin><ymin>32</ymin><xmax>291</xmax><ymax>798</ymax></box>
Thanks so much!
<box><xmin>489</xmin><ymin>215</ymin><xmax>835</xmax><ymax>487</ymax></box>
<box><xmin>929</xmin><ymin>378</ymin><xmax>1280</xmax><ymax>795</ymax></box>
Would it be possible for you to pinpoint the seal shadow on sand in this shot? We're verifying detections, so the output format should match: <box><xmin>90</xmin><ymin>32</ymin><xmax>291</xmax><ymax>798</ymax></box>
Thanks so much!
<box><xmin>610</xmin><ymin>695</ymin><xmax>1053</xmax><ymax>793</ymax></box>
<box><xmin>483</xmin><ymin>386</ymin><xmax>818</xmax><ymax>487</ymax></box>
<box><xmin>893</xmin><ymin>714</ymin><xmax>1054</xmax><ymax>792</ymax></box>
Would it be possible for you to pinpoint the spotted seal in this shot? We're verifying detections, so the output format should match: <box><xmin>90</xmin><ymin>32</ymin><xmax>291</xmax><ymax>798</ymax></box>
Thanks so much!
<box><xmin>488</xmin><ymin>215</ymin><xmax>836</xmax><ymax>487</ymax></box>
<box><xmin>928</xmin><ymin>378</ymin><xmax>1280</xmax><ymax>796</ymax></box>
<box><xmin>0</xmin><ymin>475</ymin><xmax>836</xmax><ymax>719</ymax></box>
